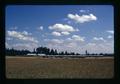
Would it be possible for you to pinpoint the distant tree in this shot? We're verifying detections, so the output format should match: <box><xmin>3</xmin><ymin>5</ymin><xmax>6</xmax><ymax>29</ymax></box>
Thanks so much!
<box><xmin>6</xmin><ymin>46</ymin><xmax>83</xmax><ymax>56</ymax></box>
<box><xmin>76</xmin><ymin>53</ymin><xmax>80</xmax><ymax>55</ymax></box>
<box><xmin>6</xmin><ymin>48</ymin><xmax>31</xmax><ymax>56</ymax></box>
<box><xmin>46</xmin><ymin>48</ymin><xmax>50</xmax><ymax>55</ymax></box>
<box><xmin>54</xmin><ymin>49</ymin><xmax>58</xmax><ymax>55</ymax></box>
<box><xmin>99</xmin><ymin>53</ymin><xmax>103</xmax><ymax>55</ymax></box>
<box><xmin>65</xmin><ymin>51</ymin><xmax>68</xmax><ymax>55</ymax></box>
<box><xmin>59</xmin><ymin>51</ymin><xmax>64</xmax><ymax>55</ymax></box>
<box><xmin>70</xmin><ymin>52</ymin><xmax>75</xmax><ymax>55</ymax></box>
<box><xmin>61</xmin><ymin>51</ymin><xmax>64</xmax><ymax>55</ymax></box>
<box><xmin>33</xmin><ymin>48</ymin><xmax>36</xmax><ymax>53</ymax></box>
<box><xmin>85</xmin><ymin>50</ymin><xmax>88</xmax><ymax>55</ymax></box>
<box><xmin>50</xmin><ymin>49</ymin><xmax>54</xmax><ymax>55</ymax></box>
<box><xmin>36</xmin><ymin>47</ymin><xmax>44</xmax><ymax>54</ymax></box>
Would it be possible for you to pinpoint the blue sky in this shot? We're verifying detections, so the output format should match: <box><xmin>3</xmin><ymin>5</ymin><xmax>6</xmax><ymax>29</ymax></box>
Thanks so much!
<box><xmin>5</xmin><ymin>5</ymin><xmax>114</xmax><ymax>54</ymax></box>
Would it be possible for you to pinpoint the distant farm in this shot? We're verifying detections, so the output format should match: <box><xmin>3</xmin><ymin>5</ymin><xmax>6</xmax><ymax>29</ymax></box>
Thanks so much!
<box><xmin>6</xmin><ymin>56</ymin><xmax>114</xmax><ymax>79</ymax></box>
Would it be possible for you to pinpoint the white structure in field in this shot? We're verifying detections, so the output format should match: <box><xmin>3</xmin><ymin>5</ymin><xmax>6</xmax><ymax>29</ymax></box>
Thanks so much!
<box><xmin>27</xmin><ymin>53</ymin><xmax>46</xmax><ymax>56</ymax></box>
<box><xmin>38</xmin><ymin>54</ymin><xmax>46</xmax><ymax>56</ymax></box>
<box><xmin>27</xmin><ymin>53</ymin><xmax>36</xmax><ymax>56</ymax></box>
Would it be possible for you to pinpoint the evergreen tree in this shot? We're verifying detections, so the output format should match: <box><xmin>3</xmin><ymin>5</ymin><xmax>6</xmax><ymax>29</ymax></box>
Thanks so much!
<box><xmin>85</xmin><ymin>50</ymin><xmax>88</xmax><ymax>55</ymax></box>
<box><xmin>50</xmin><ymin>49</ymin><xmax>54</xmax><ymax>55</ymax></box>
<box><xmin>54</xmin><ymin>49</ymin><xmax>58</xmax><ymax>55</ymax></box>
<box><xmin>65</xmin><ymin>51</ymin><xmax>68</xmax><ymax>55</ymax></box>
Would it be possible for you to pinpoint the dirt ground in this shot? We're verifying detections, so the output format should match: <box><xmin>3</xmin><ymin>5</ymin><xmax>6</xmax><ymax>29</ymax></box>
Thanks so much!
<box><xmin>6</xmin><ymin>56</ymin><xmax>114</xmax><ymax>79</ymax></box>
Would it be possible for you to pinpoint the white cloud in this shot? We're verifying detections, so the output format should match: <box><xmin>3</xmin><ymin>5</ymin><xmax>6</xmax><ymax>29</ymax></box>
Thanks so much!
<box><xmin>107</xmin><ymin>35</ymin><xmax>113</xmax><ymax>39</ymax></box>
<box><xmin>66</xmin><ymin>38</ymin><xmax>72</xmax><ymax>41</ymax></box>
<box><xmin>72</xmin><ymin>35</ymin><xmax>85</xmax><ymax>42</ymax></box>
<box><xmin>87</xmin><ymin>43</ymin><xmax>96</xmax><ymax>46</ymax></box>
<box><xmin>61</xmin><ymin>31</ymin><xmax>70</xmax><ymax>35</ymax></box>
<box><xmin>68</xmin><ymin>13</ymin><xmax>97</xmax><ymax>23</ymax></box>
<box><xmin>22</xmin><ymin>31</ymin><xmax>32</xmax><ymax>35</ymax></box>
<box><xmin>65</xmin><ymin>35</ymin><xmax>85</xmax><ymax>42</ymax></box>
<box><xmin>44</xmin><ymin>39</ymin><xmax>64</xmax><ymax>44</ymax></box>
<box><xmin>79</xmin><ymin>10</ymin><xmax>90</xmax><ymax>13</ymax></box>
<box><xmin>93</xmin><ymin>37</ymin><xmax>100</xmax><ymax>40</ymax></box>
<box><xmin>106</xmin><ymin>30</ymin><xmax>114</xmax><ymax>34</ymax></box>
<box><xmin>7</xmin><ymin>30</ymin><xmax>38</xmax><ymax>43</ymax></box>
<box><xmin>52</xmin><ymin>31</ymin><xmax>61</xmax><ymax>36</ymax></box>
<box><xmin>66</xmin><ymin>42</ymin><xmax>77</xmax><ymax>48</ymax></box>
<box><xmin>5</xmin><ymin>42</ymin><xmax>12</xmax><ymax>49</ymax></box>
<box><xmin>38</xmin><ymin>26</ymin><xmax>43</xmax><ymax>30</ymax></box>
<box><xmin>93</xmin><ymin>37</ymin><xmax>106</xmax><ymax>42</ymax></box>
<box><xmin>79</xmin><ymin>9</ymin><xmax>89</xmax><ymax>13</ymax></box>
<box><xmin>51</xmin><ymin>39</ymin><xmax>64</xmax><ymax>44</ymax></box>
<box><xmin>79</xmin><ymin>10</ymin><xmax>86</xmax><ymax>13</ymax></box>
<box><xmin>81</xmin><ymin>41</ymin><xmax>114</xmax><ymax>54</ymax></box>
<box><xmin>12</xmin><ymin>43</ymin><xmax>39</xmax><ymax>51</ymax></box>
<box><xmin>44</xmin><ymin>39</ymin><xmax>113</xmax><ymax>54</ymax></box>
<box><xmin>49</xmin><ymin>23</ymin><xmax>76</xmax><ymax>32</ymax></box>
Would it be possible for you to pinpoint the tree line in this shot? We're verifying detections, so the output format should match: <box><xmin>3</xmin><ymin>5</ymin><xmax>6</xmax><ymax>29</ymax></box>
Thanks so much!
<box><xmin>6</xmin><ymin>48</ymin><xmax>30</xmax><ymax>56</ymax></box>
<box><xmin>6</xmin><ymin>46</ymin><xmax>80</xmax><ymax>56</ymax></box>
<box><xmin>6</xmin><ymin>46</ymin><xmax>113</xmax><ymax>56</ymax></box>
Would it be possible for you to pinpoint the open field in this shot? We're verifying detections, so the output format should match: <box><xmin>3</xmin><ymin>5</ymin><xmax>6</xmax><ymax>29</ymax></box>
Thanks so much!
<box><xmin>6</xmin><ymin>56</ymin><xmax>114</xmax><ymax>79</ymax></box>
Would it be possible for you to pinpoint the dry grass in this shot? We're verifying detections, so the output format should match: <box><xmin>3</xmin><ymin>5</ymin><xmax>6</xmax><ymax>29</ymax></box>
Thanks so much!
<box><xmin>6</xmin><ymin>56</ymin><xmax>114</xmax><ymax>79</ymax></box>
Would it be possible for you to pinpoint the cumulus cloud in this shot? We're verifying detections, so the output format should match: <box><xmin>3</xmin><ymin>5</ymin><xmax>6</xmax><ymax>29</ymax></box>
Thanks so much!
<box><xmin>79</xmin><ymin>10</ymin><xmax>89</xmax><ymax>13</ymax></box>
<box><xmin>52</xmin><ymin>31</ymin><xmax>61</xmax><ymax>36</ymax></box>
<box><xmin>72</xmin><ymin>35</ymin><xmax>85</xmax><ymax>42</ymax></box>
<box><xmin>66</xmin><ymin>42</ymin><xmax>77</xmax><ymax>48</ymax></box>
<box><xmin>65</xmin><ymin>35</ymin><xmax>85</xmax><ymax>42</ymax></box>
<box><xmin>79</xmin><ymin>10</ymin><xmax>86</xmax><ymax>13</ymax></box>
<box><xmin>107</xmin><ymin>35</ymin><xmax>113</xmax><ymax>39</ymax></box>
<box><xmin>44</xmin><ymin>35</ymin><xmax>85</xmax><ymax>51</ymax></box>
<box><xmin>44</xmin><ymin>38</ymin><xmax>113</xmax><ymax>54</ymax></box>
<box><xmin>7</xmin><ymin>30</ymin><xmax>38</xmax><ymax>43</ymax></box>
<box><xmin>87</xmin><ymin>43</ymin><xmax>96</xmax><ymax>46</ymax></box>
<box><xmin>12</xmin><ymin>43</ymin><xmax>39</xmax><ymax>51</ymax></box>
<box><xmin>51</xmin><ymin>39</ymin><xmax>64</xmax><ymax>44</ymax></box>
<box><xmin>66</xmin><ymin>38</ymin><xmax>72</xmax><ymax>41</ymax></box>
<box><xmin>49</xmin><ymin>23</ymin><xmax>76</xmax><ymax>32</ymax></box>
<box><xmin>49</xmin><ymin>23</ymin><xmax>79</xmax><ymax>36</ymax></box>
<box><xmin>67</xmin><ymin>13</ymin><xmax>97</xmax><ymax>23</ymax></box>
<box><xmin>61</xmin><ymin>31</ymin><xmax>70</xmax><ymax>35</ymax></box>
<box><xmin>93</xmin><ymin>37</ymin><xmax>106</xmax><ymax>42</ymax></box>
<box><xmin>106</xmin><ymin>30</ymin><xmax>114</xmax><ymax>34</ymax></box>
<box><xmin>45</xmin><ymin>39</ymin><xmax>64</xmax><ymax>44</ymax></box>
<box><xmin>84</xmin><ymin>41</ymin><xmax>114</xmax><ymax>54</ymax></box>
<box><xmin>22</xmin><ymin>31</ymin><xmax>32</xmax><ymax>35</ymax></box>
<box><xmin>38</xmin><ymin>26</ymin><xmax>43</xmax><ymax>30</ymax></box>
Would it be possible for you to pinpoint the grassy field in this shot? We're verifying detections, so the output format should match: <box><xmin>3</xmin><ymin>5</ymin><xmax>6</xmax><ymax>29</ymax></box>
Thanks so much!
<box><xmin>6</xmin><ymin>56</ymin><xmax>114</xmax><ymax>79</ymax></box>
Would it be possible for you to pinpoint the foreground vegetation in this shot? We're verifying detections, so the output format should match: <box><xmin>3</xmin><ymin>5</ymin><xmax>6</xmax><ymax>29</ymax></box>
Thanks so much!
<box><xmin>6</xmin><ymin>56</ymin><xmax>114</xmax><ymax>79</ymax></box>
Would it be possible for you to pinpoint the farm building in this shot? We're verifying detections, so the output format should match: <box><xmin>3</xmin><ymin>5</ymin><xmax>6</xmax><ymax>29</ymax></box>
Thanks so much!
<box><xmin>27</xmin><ymin>53</ymin><xmax>46</xmax><ymax>56</ymax></box>
<box><xmin>27</xmin><ymin>53</ymin><xmax>36</xmax><ymax>56</ymax></box>
<box><xmin>37</xmin><ymin>54</ymin><xmax>46</xmax><ymax>56</ymax></box>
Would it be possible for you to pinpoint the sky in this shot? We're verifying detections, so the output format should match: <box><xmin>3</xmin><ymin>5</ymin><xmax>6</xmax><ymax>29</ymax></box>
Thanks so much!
<box><xmin>5</xmin><ymin>5</ymin><xmax>114</xmax><ymax>54</ymax></box>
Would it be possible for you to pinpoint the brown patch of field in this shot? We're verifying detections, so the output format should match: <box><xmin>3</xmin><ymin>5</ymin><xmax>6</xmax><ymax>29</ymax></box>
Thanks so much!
<box><xmin>6</xmin><ymin>56</ymin><xmax>114</xmax><ymax>79</ymax></box>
